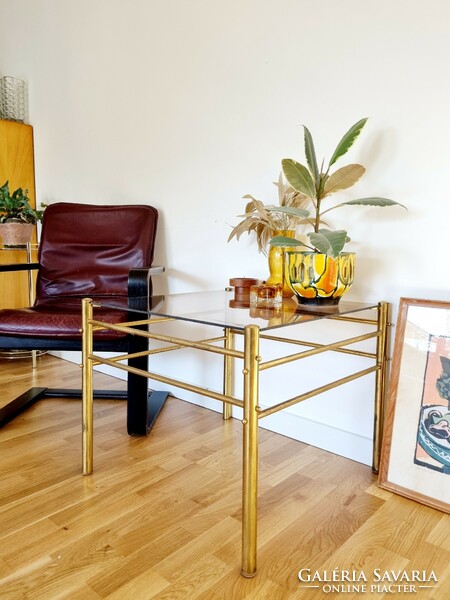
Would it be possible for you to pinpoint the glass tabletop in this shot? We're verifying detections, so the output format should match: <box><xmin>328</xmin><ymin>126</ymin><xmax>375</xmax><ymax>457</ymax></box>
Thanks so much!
<box><xmin>97</xmin><ymin>290</ymin><xmax>378</xmax><ymax>332</ymax></box>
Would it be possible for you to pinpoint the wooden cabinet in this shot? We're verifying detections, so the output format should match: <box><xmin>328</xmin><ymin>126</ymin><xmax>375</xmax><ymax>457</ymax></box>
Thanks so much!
<box><xmin>0</xmin><ymin>120</ymin><xmax>37</xmax><ymax>308</ymax></box>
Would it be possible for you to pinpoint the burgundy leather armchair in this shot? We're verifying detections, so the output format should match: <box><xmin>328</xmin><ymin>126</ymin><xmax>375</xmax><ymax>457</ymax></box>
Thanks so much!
<box><xmin>0</xmin><ymin>202</ymin><xmax>167</xmax><ymax>434</ymax></box>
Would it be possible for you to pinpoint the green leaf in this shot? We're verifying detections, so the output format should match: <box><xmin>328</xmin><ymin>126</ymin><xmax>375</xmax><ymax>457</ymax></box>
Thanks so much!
<box><xmin>282</xmin><ymin>158</ymin><xmax>316</xmax><ymax>198</ymax></box>
<box><xmin>308</xmin><ymin>229</ymin><xmax>348</xmax><ymax>257</ymax></box>
<box><xmin>317</xmin><ymin>172</ymin><xmax>329</xmax><ymax>199</ymax></box>
<box><xmin>328</xmin><ymin>118</ymin><xmax>368</xmax><ymax>168</ymax></box>
<box><xmin>323</xmin><ymin>164</ymin><xmax>366</xmax><ymax>195</ymax></box>
<box><xmin>303</xmin><ymin>126</ymin><xmax>319</xmax><ymax>185</ymax></box>
<box><xmin>269</xmin><ymin>235</ymin><xmax>307</xmax><ymax>248</ymax></box>
<box><xmin>265</xmin><ymin>205</ymin><xmax>310</xmax><ymax>219</ymax></box>
<box><xmin>338</xmin><ymin>197</ymin><xmax>407</xmax><ymax>209</ymax></box>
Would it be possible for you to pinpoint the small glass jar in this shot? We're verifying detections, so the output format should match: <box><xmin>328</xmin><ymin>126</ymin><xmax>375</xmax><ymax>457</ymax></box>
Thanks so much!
<box><xmin>249</xmin><ymin>282</ymin><xmax>283</xmax><ymax>308</ymax></box>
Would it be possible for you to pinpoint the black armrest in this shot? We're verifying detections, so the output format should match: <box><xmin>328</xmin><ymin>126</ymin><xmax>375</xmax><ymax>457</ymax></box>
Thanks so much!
<box><xmin>0</xmin><ymin>262</ymin><xmax>40</xmax><ymax>273</ymax></box>
<box><xmin>128</xmin><ymin>266</ymin><xmax>165</xmax><ymax>299</ymax></box>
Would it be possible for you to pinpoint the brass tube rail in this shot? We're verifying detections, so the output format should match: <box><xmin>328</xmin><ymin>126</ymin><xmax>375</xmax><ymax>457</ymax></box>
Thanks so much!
<box><xmin>88</xmin><ymin>335</ymin><xmax>227</xmax><ymax>367</ymax></box>
<box><xmin>257</xmin><ymin>365</ymin><xmax>379</xmax><ymax>418</ymax></box>
<box><xmin>259</xmin><ymin>331</ymin><xmax>379</xmax><ymax>371</ymax></box>
<box><xmin>223</xmin><ymin>328</ymin><xmax>234</xmax><ymax>420</ymax></box>
<box><xmin>146</xmin><ymin>335</ymin><xmax>226</xmax><ymax>357</ymax></box>
<box><xmin>90</xmin><ymin>318</ymin><xmax>243</xmax><ymax>359</ymax></box>
<box><xmin>328</xmin><ymin>314</ymin><xmax>378</xmax><ymax>325</ymax></box>
<box><xmin>88</xmin><ymin>352</ymin><xmax>244</xmax><ymax>409</ymax></box>
<box><xmin>258</xmin><ymin>332</ymin><xmax>376</xmax><ymax>360</ymax></box>
<box><xmin>91</xmin><ymin>309</ymin><xmax>175</xmax><ymax>328</ymax></box>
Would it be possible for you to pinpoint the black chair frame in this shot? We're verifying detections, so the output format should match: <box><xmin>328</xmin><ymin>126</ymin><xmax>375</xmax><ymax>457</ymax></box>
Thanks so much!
<box><xmin>0</xmin><ymin>263</ymin><xmax>168</xmax><ymax>434</ymax></box>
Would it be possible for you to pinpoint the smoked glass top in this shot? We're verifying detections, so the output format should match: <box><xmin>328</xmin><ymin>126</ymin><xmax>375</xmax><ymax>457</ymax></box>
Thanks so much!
<box><xmin>98</xmin><ymin>290</ymin><xmax>378</xmax><ymax>332</ymax></box>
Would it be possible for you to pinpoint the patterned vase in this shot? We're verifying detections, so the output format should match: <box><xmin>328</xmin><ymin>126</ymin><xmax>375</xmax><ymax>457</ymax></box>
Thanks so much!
<box><xmin>285</xmin><ymin>251</ymin><xmax>355</xmax><ymax>305</ymax></box>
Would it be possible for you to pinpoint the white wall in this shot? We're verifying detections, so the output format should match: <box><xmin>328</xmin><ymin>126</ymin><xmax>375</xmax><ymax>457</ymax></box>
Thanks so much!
<box><xmin>1</xmin><ymin>0</ymin><xmax>449</xmax><ymax>465</ymax></box>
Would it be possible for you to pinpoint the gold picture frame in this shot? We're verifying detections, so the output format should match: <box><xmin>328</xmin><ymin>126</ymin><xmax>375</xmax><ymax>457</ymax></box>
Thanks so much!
<box><xmin>379</xmin><ymin>297</ymin><xmax>450</xmax><ymax>513</ymax></box>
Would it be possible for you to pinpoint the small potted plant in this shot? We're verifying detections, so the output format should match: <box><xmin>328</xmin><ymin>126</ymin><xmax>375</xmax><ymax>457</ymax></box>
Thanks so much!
<box><xmin>269</xmin><ymin>118</ymin><xmax>407</xmax><ymax>304</ymax></box>
<box><xmin>227</xmin><ymin>173</ymin><xmax>310</xmax><ymax>253</ymax></box>
<box><xmin>228</xmin><ymin>174</ymin><xmax>310</xmax><ymax>295</ymax></box>
<box><xmin>0</xmin><ymin>180</ymin><xmax>45</xmax><ymax>246</ymax></box>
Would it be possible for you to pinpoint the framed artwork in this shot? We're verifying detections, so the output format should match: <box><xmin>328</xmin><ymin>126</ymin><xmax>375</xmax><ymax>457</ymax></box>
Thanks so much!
<box><xmin>379</xmin><ymin>297</ymin><xmax>450</xmax><ymax>513</ymax></box>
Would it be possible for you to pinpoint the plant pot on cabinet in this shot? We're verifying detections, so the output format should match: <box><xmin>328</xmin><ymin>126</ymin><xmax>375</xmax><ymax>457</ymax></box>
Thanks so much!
<box><xmin>0</xmin><ymin>222</ymin><xmax>34</xmax><ymax>246</ymax></box>
<box><xmin>285</xmin><ymin>251</ymin><xmax>355</xmax><ymax>305</ymax></box>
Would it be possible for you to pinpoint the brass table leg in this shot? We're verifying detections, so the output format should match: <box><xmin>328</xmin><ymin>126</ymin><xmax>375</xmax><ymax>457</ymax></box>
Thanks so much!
<box><xmin>82</xmin><ymin>298</ymin><xmax>94</xmax><ymax>475</ymax></box>
<box><xmin>223</xmin><ymin>327</ymin><xmax>234</xmax><ymax>420</ymax></box>
<box><xmin>241</xmin><ymin>324</ymin><xmax>260</xmax><ymax>578</ymax></box>
<box><xmin>373</xmin><ymin>301</ymin><xmax>389</xmax><ymax>473</ymax></box>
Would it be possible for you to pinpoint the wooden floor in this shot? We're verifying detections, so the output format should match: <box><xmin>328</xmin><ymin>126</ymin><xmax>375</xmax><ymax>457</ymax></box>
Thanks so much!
<box><xmin>0</xmin><ymin>355</ymin><xmax>449</xmax><ymax>599</ymax></box>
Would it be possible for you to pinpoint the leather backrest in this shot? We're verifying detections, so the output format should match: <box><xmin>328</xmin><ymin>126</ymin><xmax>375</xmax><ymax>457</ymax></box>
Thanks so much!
<box><xmin>35</xmin><ymin>203</ymin><xmax>158</xmax><ymax>300</ymax></box>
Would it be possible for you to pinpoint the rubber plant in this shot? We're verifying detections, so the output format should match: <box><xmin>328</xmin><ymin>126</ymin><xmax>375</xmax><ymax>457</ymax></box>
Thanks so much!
<box><xmin>269</xmin><ymin>118</ymin><xmax>406</xmax><ymax>257</ymax></box>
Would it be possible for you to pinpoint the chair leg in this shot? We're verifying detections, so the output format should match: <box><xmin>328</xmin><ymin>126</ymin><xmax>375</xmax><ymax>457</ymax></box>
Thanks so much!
<box><xmin>127</xmin><ymin>364</ymin><xmax>150</xmax><ymax>436</ymax></box>
<box><xmin>127</xmin><ymin>368</ymin><xmax>169</xmax><ymax>436</ymax></box>
<box><xmin>0</xmin><ymin>386</ymin><xmax>169</xmax><ymax>432</ymax></box>
<box><xmin>0</xmin><ymin>387</ymin><xmax>48</xmax><ymax>428</ymax></box>
<box><xmin>0</xmin><ymin>387</ymin><xmax>126</xmax><ymax>429</ymax></box>
<box><xmin>0</xmin><ymin>334</ymin><xmax>169</xmax><ymax>432</ymax></box>
<box><xmin>146</xmin><ymin>391</ymin><xmax>169</xmax><ymax>430</ymax></box>
<box><xmin>44</xmin><ymin>384</ymin><xmax>168</xmax><ymax>435</ymax></box>
<box><xmin>43</xmin><ymin>389</ymin><xmax>128</xmax><ymax>399</ymax></box>
<box><xmin>126</xmin><ymin>330</ymin><xmax>169</xmax><ymax>436</ymax></box>
<box><xmin>0</xmin><ymin>386</ymin><xmax>169</xmax><ymax>436</ymax></box>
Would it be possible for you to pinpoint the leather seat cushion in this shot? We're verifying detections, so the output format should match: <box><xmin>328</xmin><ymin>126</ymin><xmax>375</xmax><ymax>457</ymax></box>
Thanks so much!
<box><xmin>0</xmin><ymin>297</ymin><xmax>129</xmax><ymax>339</ymax></box>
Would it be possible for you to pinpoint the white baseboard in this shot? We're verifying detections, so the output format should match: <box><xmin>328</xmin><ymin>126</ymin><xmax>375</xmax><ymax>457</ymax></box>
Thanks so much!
<box><xmin>166</xmin><ymin>391</ymin><xmax>373</xmax><ymax>467</ymax></box>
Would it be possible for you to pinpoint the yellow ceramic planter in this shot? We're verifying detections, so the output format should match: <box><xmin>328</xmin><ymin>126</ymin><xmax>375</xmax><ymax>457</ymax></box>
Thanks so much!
<box><xmin>285</xmin><ymin>251</ymin><xmax>355</xmax><ymax>305</ymax></box>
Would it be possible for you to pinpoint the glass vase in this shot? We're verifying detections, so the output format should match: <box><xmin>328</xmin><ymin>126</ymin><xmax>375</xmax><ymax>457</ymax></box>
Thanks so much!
<box><xmin>266</xmin><ymin>229</ymin><xmax>295</xmax><ymax>298</ymax></box>
<box><xmin>0</xmin><ymin>76</ymin><xmax>26</xmax><ymax>122</ymax></box>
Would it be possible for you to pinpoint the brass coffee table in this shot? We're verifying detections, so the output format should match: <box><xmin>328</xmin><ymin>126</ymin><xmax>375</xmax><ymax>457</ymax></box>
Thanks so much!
<box><xmin>81</xmin><ymin>291</ymin><xmax>389</xmax><ymax>577</ymax></box>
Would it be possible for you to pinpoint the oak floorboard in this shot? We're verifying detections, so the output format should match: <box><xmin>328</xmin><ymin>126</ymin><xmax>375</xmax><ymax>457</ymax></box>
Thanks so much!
<box><xmin>0</xmin><ymin>354</ymin><xmax>449</xmax><ymax>599</ymax></box>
